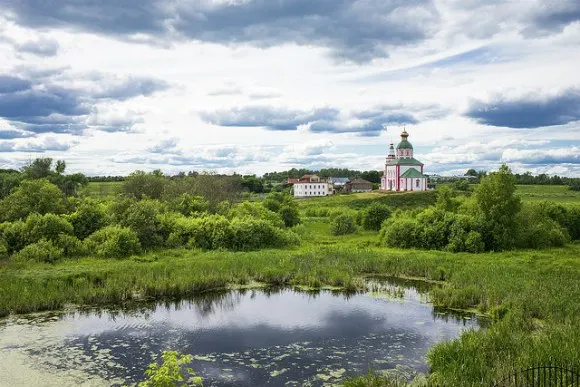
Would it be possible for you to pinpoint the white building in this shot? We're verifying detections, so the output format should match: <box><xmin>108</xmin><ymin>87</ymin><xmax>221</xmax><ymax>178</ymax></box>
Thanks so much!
<box><xmin>381</xmin><ymin>129</ymin><xmax>428</xmax><ymax>192</ymax></box>
<box><xmin>292</xmin><ymin>174</ymin><xmax>334</xmax><ymax>197</ymax></box>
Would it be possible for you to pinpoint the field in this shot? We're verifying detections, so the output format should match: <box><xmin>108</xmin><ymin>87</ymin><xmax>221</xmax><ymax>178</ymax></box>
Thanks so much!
<box><xmin>515</xmin><ymin>184</ymin><xmax>580</xmax><ymax>203</ymax></box>
<box><xmin>80</xmin><ymin>181</ymin><xmax>123</xmax><ymax>198</ymax></box>
<box><xmin>2</xmin><ymin>185</ymin><xmax>580</xmax><ymax>385</ymax></box>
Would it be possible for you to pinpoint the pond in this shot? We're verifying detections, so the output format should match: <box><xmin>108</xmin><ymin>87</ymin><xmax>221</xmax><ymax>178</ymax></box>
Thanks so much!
<box><xmin>0</xmin><ymin>278</ymin><xmax>484</xmax><ymax>386</ymax></box>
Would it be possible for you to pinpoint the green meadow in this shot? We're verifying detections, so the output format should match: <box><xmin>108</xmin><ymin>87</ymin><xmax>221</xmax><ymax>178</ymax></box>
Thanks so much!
<box><xmin>1</xmin><ymin>166</ymin><xmax>580</xmax><ymax>386</ymax></box>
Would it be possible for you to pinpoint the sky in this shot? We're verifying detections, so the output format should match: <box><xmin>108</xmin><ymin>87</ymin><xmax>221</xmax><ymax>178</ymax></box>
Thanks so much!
<box><xmin>0</xmin><ymin>0</ymin><xmax>579</xmax><ymax>177</ymax></box>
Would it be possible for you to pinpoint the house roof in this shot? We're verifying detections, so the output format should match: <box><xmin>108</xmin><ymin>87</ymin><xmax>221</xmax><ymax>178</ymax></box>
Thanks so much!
<box><xmin>400</xmin><ymin>168</ymin><xmax>427</xmax><ymax>178</ymax></box>
<box><xmin>287</xmin><ymin>178</ymin><xmax>300</xmax><ymax>184</ymax></box>
<box><xmin>347</xmin><ymin>178</ymin><xmax>373</xmax><ymax>185</ymax></box>
<box><xmin>387</xmin><ymin>157</ymin><xmax>424</xmax><ymax>166</ymax></box>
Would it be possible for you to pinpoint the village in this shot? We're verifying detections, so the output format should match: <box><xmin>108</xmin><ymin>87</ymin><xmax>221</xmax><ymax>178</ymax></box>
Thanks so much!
<box><xmin>288</xmin><ymin>129</ymin><xmax>433</xmax><ymax>198</ymax></box>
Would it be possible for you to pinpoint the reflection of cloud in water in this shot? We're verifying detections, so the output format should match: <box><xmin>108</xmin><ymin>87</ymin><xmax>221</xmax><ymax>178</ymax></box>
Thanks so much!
<box><xmin>1</xmin><ymin>284</ymin><xmax>482</xmax><ymax>386</ymax></box>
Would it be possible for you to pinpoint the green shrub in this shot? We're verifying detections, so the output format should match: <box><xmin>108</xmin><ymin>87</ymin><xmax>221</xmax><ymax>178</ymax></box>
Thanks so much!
<box><xmin>229</xmin><ymin>217</ymin><xmax>285</xmax><ymax>250</ymax></box>
<box><xmin>54</xmin><ymin>234</ymin><xmax>87</xmax><ymax>257</ymax></box>
<box><xmin>330</xmin><ymin>214</ymin><xmax>357</xmax><ymax>236</ymax></box>
<box><xmin>68</xmin><ymin>200</ymin><xmax>109</xmax><ymax>239</ymax></box>
<box><xmin>188</xmin><ymin>215</ymin><xmax>233</xmax><ymax>250</ymax></box>
<box><xmin>362</xmin><ymin>204</ymin><xmax>392</xmax><ymax>231</ymax></box>
<box><xmin>0</xmin><ymin>221</ymin><xmax>27</xmax><ymax>254</ymax></box>
<box><xmin>85</xmin><ymin>226</ymin><xmax>141</xmax><ymax>258</ymax></box>
<box><xmin>0</xmin><ymin>179</ymin><xmax>65</xmax><ymax>221</ymax></box>
<box><xmin>120</xmin><ymin>200</ymin><xmax>164</xmax><ymax>248</ymax></box>
<box><xmin>13</xmin><ymin>239</ymin><xmax>63</xmax><ymax>263</ymax></box>
<box><xmin>381</xmin><ymin>218</ymin><xmax>420</xmax><ymax>248</ymax></box>
<box><xmin>279</xmin><ymin>205</ymin><xmax>300</xmax><ymax>227</ymax></box>
<box><xmin>24</xmin><ymin>213</ymin><xmax>74</xmax><ymax>244</ymax></box>
<box><xmin>228</xmin><ymin>202</ymin><xmax>283</xmax><ymax>228</ymax></box>
<box><xmin>166</xmin><ymin>193</ymin><xmax>209</xmax><ymax>216</ymax></box>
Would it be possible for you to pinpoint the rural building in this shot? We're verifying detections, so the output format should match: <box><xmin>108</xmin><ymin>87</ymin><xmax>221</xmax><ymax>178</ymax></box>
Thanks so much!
<box><xmin>381</xmin><ymin>129</ymin><xmax>427</xmax><ymax>191</ymax></box>
<box><xmin>291</xmin><ymin>174</ymin><xmax>334</xmax><ymax>197</ymax></box>
<box><xmin>344</xmin><ymin>178</ymin><xmax>373</xmax><ymax>193</ymax></box>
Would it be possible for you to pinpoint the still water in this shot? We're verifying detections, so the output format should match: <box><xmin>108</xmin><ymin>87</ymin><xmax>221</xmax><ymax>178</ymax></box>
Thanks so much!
<box><xmin>0</xmin><ymin>278</ymin><xmax>483</xmax><ymax>386</ymax></box>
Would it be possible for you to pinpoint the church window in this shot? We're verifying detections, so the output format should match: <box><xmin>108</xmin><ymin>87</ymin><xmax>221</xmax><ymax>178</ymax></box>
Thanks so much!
<box><xmin>416</xmin><ymin>179</ymin><xmax>420</xmax><ymax>188</ymax></box>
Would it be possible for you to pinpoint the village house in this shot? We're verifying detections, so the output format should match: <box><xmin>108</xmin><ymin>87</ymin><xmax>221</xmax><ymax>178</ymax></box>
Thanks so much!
<box><xmin>344</xmin><ymin>178</ymin><xmax>373</xmax><ymax>193</ymax></box>
<box><xmin>381</xmin><ymin>129</ymin><xmax>428</xmax><ymax>191</ymax></box>
<box><xmin>291</xmin><ymin>174</ymin><xmax>334</xmax><ymax>198</ymax></box>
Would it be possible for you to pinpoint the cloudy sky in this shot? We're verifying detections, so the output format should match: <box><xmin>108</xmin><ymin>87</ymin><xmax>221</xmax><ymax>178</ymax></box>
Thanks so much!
<box><xmin>1</xmin><ymin>0</ymin><xmax>579</xmax><ymax>177</ymax></box>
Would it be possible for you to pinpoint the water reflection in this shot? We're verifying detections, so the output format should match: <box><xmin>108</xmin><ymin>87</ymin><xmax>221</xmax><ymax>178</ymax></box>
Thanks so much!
<box><xmin>0</xmin><ymin>279</ymin><xmax>484</xmax><ymax>387</ymax></box>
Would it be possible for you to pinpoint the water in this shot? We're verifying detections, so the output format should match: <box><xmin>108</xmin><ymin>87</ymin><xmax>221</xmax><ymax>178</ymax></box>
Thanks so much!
<box><xmin>0</xmin><ymin>278</ymin><xmax>483</xmax><ymax>386</ymax></box>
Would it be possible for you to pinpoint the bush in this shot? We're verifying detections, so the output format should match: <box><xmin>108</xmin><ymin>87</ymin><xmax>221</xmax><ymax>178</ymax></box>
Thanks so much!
<box><xmin>229</xmin><ymin>217</ymin><xmax>298</xmax><ymax>250</ymax></box>
<box><xmin>381</xmin><ymin>218</ymin><xmax>420</xmax><ymax>248</ymax></box>
<box><xmin>85</xmin><ymin>226</ymin><xmax>141</xmax><ymax>258</ymax></box>
<box><xmin>362</xmin><ymin>204</ymin><xmax>392</xmax><ymax>231</ymax></box>
<box><xmin>24</xmin><ymin>213</ymin><xmax>74</xmax><ymax>244</ymax></box>
<box><xmin>166</xmin><ymin>193</ymin><xmax>208</xmax><ymax>216</ymax></box>
<box><xmin>0</xmin><ymin>221</ymin><xmax>27</xmax><ymax>254</ymax></box>
<box><xmin>68</xmin><ymin>200</ymin><xmax>109</xmax><ymax>239</ymax></box>
<box><xmin>330</xmin><ymin>214</ymin><xmax>357</xmax><ymax>236</ymax></box>
<box><xmin>228</xmin><ymin>202</ymin><xmax>284</xmax><ymax>228</ymax></box>
<box><xmin>120</xmin><ymin>200</ymin><xmax>164</xmax><ymax>248</ymax></box>
<box><xmin>279</xmin><ymin>205</ymin><xmax>300</xmax><ymax>227</ymax></box>
<box><xmin>188</xmin><ymin>215</ymin><xmax>233</xmax><ymax>250</ymax></box>
<box><xmin>13</xmin><ymin>239</ymin><xmax>63</xmax><ymax>263</ymax></box>
<box><xmin>0</xmin><ymin>179</ymin><xmax>65</xmax><ymax>221</ymax></box>
<box><xmin>54</xmin><ymin>234</ymin><xmax>87</xmax><ymax>257</ymax></box>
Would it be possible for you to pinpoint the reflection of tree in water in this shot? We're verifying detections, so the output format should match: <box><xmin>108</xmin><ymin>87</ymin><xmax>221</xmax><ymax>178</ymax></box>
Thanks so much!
<box><xmin>192</xmin><ymin>290</ymin><xmax>242</xmax><ymax>317</ymax></box>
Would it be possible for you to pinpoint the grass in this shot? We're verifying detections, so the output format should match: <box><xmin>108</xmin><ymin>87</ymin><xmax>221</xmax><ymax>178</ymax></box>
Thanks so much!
<box><xmin>2</xmin><ymin>188</ymin><xmax>580</xmax><ymax>385</ymax></box>
<box><xmin>515</xmin><ymin>185</ymin><xmax>580</xmax><ymax>203</ymax></box>
<box><xmin>80</xmin><ymin>181</ymin><xmax>123</xmax><ymax>198</ymax></box>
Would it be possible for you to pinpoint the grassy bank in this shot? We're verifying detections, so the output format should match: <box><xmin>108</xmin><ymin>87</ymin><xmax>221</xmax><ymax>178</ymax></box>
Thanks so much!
<box><xmin>1</xmin><ymin>244</ymin><xmax>579</xmax><ymax>385</ymax></box>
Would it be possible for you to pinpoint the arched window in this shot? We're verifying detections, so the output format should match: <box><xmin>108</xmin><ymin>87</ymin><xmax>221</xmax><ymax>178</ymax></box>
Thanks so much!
<box><xmin>416</xmin><ymin>179</ymin><xmax>420</xmax><ymax>188</ymax></box>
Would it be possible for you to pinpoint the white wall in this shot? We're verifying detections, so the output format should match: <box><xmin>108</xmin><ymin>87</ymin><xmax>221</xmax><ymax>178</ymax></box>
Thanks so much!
<box><xmin>293</xmin><ymin>182</ymin><xmax>333</xmax><ymax>197</ymax></box>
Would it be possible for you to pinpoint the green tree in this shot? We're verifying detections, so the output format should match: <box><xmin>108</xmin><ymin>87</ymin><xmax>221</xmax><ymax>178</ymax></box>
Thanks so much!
<box><xmin>0</xmin><ymin>171</ymin><xmax>22</xmax><ymax>199</ymax></box>
<box><xmin>68</xmin><ymin>199</ymin><xmax>110</xmax><ymax>239</ymax></box>
<box><xmin>362</xmin><ymin>203</ymin><xmax>392</xmax><ymax>231</ymax></box>
<box><xmin>435</xmin><ymin>186</ymin><xmax>458</xmax><ymax>212</ymax></box>
<box><xmin>120</xmin><ymin>200</ymin><xmax>164</xmax><ymax>248</ymax></box>
<box><xmin>279</xmin><ymin>205</ymin><xmax>301</xmax><ymax>227</ymax></box>
<box><xmin>123</xmin><ymin>170</ymin><xmax>166</xmax><ymax>199</ymax></box>
<box><xmin>0</xmin><ymin>179</ymin><xmax>65</xmax><ymax>221</ymax></box>
<box><xmin>474</xmin><ymin>165</ymin><xmax>521</xmax><ymax>251</ymax></box>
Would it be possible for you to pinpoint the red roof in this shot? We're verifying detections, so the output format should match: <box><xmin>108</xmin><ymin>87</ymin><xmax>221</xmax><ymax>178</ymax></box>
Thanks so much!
<box><xmin>287</xmin><ymin>178</ymin><xmax>300</xmax><ymax>184</ymax></box>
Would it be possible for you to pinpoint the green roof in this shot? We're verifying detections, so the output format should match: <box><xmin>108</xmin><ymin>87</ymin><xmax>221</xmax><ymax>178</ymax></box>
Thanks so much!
<box><xmin>396</xmin><ymin>139</ymin><xmax>413</xmax><ymax>149</ymax></box>
<box><xmin>390</xmin><ymin>157</ymin><xmax>423</xmax><ymax>166</ymax></box>
<box><xmin>400</xmin><ymin>168</ymin><xmax>427</xmax><ymax>178</ymax></box>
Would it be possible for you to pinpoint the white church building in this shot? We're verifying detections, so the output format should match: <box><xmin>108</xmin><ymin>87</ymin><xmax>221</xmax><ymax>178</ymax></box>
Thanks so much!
<box><xmin>381</xmin><ymin>129</ymin><xmax>428</xmax><ymax>191</ymax></box>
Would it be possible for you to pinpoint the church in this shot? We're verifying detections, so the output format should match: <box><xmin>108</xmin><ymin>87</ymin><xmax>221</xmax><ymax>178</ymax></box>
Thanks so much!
<box><xmin>381</xmin><ymin>129</ymin><xmax>428</xmax><ymax>191</ymax></box>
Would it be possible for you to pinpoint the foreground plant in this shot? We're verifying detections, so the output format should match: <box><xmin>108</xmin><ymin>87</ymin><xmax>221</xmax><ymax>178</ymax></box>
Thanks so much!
<box><xmin>130</xmin><ymin>351</ymin><xmax>203</xmax><ymax>387</ymax></box>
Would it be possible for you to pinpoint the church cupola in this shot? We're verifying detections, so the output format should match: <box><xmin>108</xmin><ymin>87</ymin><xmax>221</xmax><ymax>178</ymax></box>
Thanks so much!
<box><xmin>396</xmin><ymin>129</ymin><xmax>413</xmax><ymax>158</ymax></box>
<box><xmin>387</xmin><ymin>143</ymin><xmax>395</xmax><ymax>160</ymax></box>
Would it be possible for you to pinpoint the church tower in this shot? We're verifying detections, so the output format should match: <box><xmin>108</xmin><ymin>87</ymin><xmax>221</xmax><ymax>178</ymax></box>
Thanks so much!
<box><xmin>381</xmin><ymin>129</ymin><xmax>427</xmax><ymax>192</ymax></box>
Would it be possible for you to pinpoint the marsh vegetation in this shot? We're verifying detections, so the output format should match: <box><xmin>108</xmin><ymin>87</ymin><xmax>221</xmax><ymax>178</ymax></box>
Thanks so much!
<box><xmin>0</xmin><ymin>160</ymin><xmax>579</xmax><ymax>386</ymax></box>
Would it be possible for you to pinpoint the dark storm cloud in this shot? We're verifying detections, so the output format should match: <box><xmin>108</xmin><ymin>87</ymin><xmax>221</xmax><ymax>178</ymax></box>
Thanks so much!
<box><xmin>466</xmin><ymin>89</ymin><xmax>580</xmax><ymax>128</ymax></box>
<box><xmin>201</xmin><ymin>104</ymin><xmax>442</xmax><ymax>136</ymax></box>
<box><xmin>0</xmin><ymin>70</ymin><xmax>169</xmax><ymax>135</ymax></box>
<box><xmin>0</xmin><ymin>76</ymin><xmax>32</xmax><ymax>93</ymax></box>
<box><xmin>95</xmin><ymin>77</ymin><xmax>170</xmax><ymax>100</ymax></box>
<box><xmin>2</xmin><ymin>0</ymin><xmax>439</xmax><ymax>62</ymax></box>
<box><xmin>526</xmin><ymin>1</ymin><xmax>580</xmax><ymax>35</ymax></box>
<box><xmin>200</xmin><ymin>106</ymin><xmax>340</xmax><ymax>131</ymax></box>
<box><xmin>0</xmin><ymin>130</ymin><xmax>31</xmax><ymax>139</ymax></box>
<box><xmin>16</xmin><ymin>38</ymin><xmax>60</xmax><ymax>57</ymax></box>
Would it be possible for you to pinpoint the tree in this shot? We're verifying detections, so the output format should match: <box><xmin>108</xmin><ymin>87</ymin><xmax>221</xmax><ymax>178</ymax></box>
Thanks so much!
<box><xmin>0</xmin><ymin>179</ymin><xmax>65</xmax><ymax>221</ymax></box>
<box><xmin>474</xmin><ymin>165</ymin><xmax>521</xmax><ymax>251</ymax></box>
<box><xmin>55</xmin><ymin>160</ymin><xmax>66</xmax><ymax>174</ymax></box>
<box><xmin>123</xmin><ymin>170</ymin><xmax>166</xmax><ymax>199</ymax></box>
<box><xmin>465</xmin><ymin>169</ymin><xmax>478</xmax><ymax>177</ymax></box>
<box><xmin>362</xmin><ymin>204</ymin><xmax>392</xmax><ymax>231</ymax></box>
<box><xmin>22</xmin><ymin>157</ymin><xmax>53</xmax><ymax>179</ymax></box>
